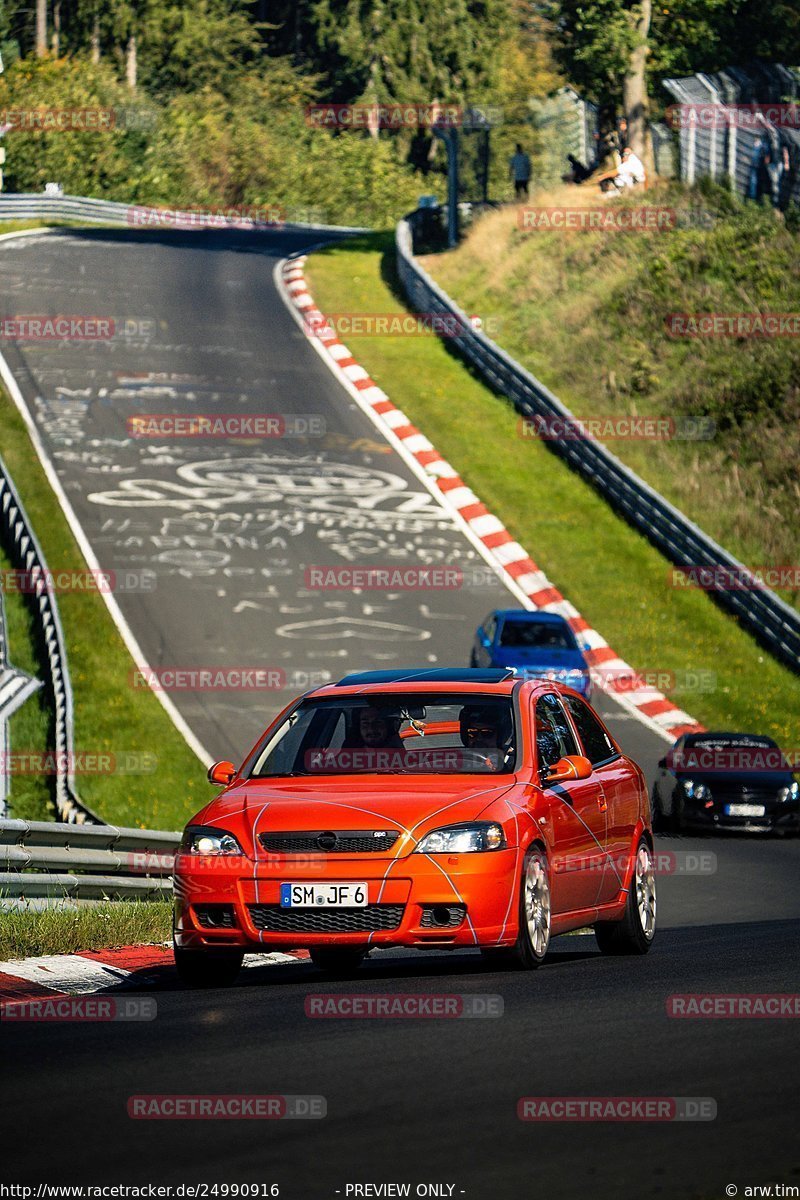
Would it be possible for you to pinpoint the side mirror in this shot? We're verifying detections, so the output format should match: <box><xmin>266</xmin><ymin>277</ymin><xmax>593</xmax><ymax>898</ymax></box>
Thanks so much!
<box><xmin>545</xmin><ymin>754</ymin><xmax>593</xmax><ymax>784</ymax></box>
<box><xmin>207</xmin><ymin>760</ymin><xmax>236</xmax><ymax>787</ymax></box>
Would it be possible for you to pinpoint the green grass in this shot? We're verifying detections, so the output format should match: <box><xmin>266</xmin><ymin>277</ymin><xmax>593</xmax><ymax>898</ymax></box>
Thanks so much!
<box><xmin>0</xmin><ymin>384</ymin><xmax>205</xmax><ymax>829</ymax></box>
<box><xmin>0</xmin><ymin>901</ymin><xmax>171</xmax><ymax>961</ymax></box>
<box><xmin>423</xmin><ymin>181</ymin><xmax>800</xmax><ymax>607</ymax></box>
<box><xmin>0</xmin><ymin>221</ymin><xmax>89</xmax><ymax>236</ymax></box>
<box><xmin>306</xmin><ymin>234</ymin><xmax>800</xmax><ymax>747</ymax></box>
<box><xmin>0</xmin><ymin>222</ymin><xmax>51</xmax><ymax>236</ymax></box>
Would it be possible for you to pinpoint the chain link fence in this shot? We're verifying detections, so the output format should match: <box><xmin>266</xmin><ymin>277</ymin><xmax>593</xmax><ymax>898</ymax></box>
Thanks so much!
<box><xmin>663</xmin><ymin>64</ymin><xmax>800</xmax><ymax>208</ymax></box>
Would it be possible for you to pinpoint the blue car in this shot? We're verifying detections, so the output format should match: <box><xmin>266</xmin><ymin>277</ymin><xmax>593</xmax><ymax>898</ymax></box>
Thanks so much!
<box><xmin>470</xmin><ymin>609</ymin><xmax>593</xmax><ymax>698</ymax></box>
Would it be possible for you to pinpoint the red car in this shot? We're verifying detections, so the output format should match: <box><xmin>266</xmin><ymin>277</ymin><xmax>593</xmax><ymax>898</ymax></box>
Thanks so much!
<box><xmin>173</xmin><ymin>668</ymin><xmax>656</xmax><ymax>985</ymax></box>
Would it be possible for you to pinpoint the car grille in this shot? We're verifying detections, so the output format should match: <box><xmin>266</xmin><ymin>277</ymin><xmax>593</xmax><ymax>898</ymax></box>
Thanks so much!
<box><xmin>259</xmin><ymin>830</ymin><xmax>400</xmax><ymax>854</ymax></box>
<box><xmin>248</xmin><ymin>904</ymin><xmax>404</xmax><ymax>933</ymax></box>
<box><xmin>710</xmin><ymin>784</ymin><xmax>781</xmax><ymax>806</ymax></box>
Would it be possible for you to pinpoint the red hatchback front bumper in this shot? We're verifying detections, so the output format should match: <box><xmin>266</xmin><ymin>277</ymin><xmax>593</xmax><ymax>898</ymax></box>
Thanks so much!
<box><xmin>173</xmin><ymin>848</ymin><xmax>520</xmax><ymax>952</ymax></box>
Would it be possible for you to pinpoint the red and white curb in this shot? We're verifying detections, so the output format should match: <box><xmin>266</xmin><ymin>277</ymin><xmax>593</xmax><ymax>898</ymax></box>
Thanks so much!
<box><xmin>0</xmin><ymin>946</ymin><xmax>310</xmax><ymax>1003</ymax></box>
<box><xmin>279</xmin><ymin>254</ymin><xmax>704</xmax><ymax>743</ymax></box>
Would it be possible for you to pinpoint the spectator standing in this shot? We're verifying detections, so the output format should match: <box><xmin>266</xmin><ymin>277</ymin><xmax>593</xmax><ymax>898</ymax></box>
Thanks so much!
<box><xmin>509</xmin><ymin>144</ymin><xmax>531</xmax><ymax>199</ymax></box>
<box><xmin>748</xmin><ymin>132</ymin><xmax>771</xmax><ymax>202</ymax></box>
<box><xmin>777</xmin><ymin>143</ymin><xmax>796</xmax><ymax>211</ymax></box>
<box><xmin>763</xmin><ymin>131</ymin><xmax>790</xmax><ymax>209</ymax></box>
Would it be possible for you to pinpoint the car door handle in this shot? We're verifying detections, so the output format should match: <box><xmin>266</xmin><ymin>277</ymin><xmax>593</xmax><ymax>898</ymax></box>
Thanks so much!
<box><xmin>597</xmin><ymin>790</ymin><xmax>608</xmax><ymax>812</ymax></box>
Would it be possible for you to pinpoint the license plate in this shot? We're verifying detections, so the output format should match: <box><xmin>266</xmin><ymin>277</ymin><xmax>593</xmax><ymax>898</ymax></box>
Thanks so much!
<box><xmin>725</xmin><ymin>803</ymin><xmax>766</xmax><ymax>817</ymax></box>
<box><xmin>280</xmin><ymin>882</ymin><xmax>368</xmax><ymax>908</ymax></box>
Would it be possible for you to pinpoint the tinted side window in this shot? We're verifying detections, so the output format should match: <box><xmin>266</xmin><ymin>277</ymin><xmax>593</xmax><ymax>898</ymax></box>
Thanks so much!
<box><xmin>535</xmin><ymin>693</ymin><xmax>579</xmax><ymax>772</ymax></box>
<box><xmin>564</xmin><ymin>696</ymin><xmax>616</xmax><ymax>765</ymax></box>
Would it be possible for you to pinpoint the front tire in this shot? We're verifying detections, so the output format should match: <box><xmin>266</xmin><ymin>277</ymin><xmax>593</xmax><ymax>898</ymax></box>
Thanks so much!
<box><xmin>595</xmin><ymin>838</ymin><xmax>656</xmax><ymax>955</ymax></box>
<box><xmin>502</xmin><ymin>847</ymin><xmax>551</xmax><ymax>969</ymax></box>
<box><xmin>174</xmin><ymin>944</ymin><xmax>244</xmax><ymax>987</ymax></box>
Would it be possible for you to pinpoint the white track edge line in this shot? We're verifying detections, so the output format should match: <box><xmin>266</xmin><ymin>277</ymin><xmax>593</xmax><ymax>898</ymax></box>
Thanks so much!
<box><xmin>0</xmin><ymin>228</ymin><xmax>212</xmax><ymax>767</ymax></box>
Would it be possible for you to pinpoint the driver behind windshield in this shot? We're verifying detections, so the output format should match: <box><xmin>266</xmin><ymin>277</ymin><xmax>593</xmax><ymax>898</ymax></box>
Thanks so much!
<box><xmin>459</xmin><ymin>705</ymin><xmax>514</xmax><ymax>770</ymax></box>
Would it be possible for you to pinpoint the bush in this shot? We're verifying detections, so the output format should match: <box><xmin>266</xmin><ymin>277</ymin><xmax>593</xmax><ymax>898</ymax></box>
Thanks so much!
<box><xmin>0</xmin><ymin>57</ymin><xmax>148</xmax><ymax>197</ymax></box>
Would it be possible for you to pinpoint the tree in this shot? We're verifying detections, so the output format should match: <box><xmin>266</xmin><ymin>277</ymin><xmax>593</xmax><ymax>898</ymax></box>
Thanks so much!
<box><xmin>307</xmin><ymin>0</ymin><xmax>509</xmax><ymax>105</ymax></box>
<box><xmin>36</xmin><ymin>0</ymin><xmax>46</xmax><ymax>56</ymax></box>
<box><xmin>545</xmin><ymin>0</ymin><xmax>738</xmax><ymax>169</ymax></box>
<box><xmin>137</xmin><ymin>0</ymin><xmax>262</xmax><ymax>96</ymax></box>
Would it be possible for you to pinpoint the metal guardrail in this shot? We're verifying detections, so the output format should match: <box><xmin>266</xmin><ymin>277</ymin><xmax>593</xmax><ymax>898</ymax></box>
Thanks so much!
<box><xmin>0</xmin><ymin>192</ymin><xmax>369</xmax><ymax>232</ymax></box>
<box><xmin>0</xmin><ymin>818</ymin><xmax>178</xmax><ymax>907</ymax></box>
<box><xmin>396</xmin><ymin>216</ymin><xmax>800</xmax><ymax>673</ymax></box>
<box><xmin>0</xmin><ymin>456</ymin><xmax>96</xmax><ymax>823</ymax></box>
<box><xmin>0</xmin><ymin>581</ymin><xmax>42</xmax><ymax>819</ymax></box>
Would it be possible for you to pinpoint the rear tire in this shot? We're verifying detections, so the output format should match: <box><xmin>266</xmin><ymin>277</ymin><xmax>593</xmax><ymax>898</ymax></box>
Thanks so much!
<box><xmin>308</xmin><ymin>947</ymin><xmax>367</xmax><ymax>975</ymax></box>
<box><xmin>594</xmin><ymin>838</ymin><xmax>656</xmax><ymax>955</ymax></box>
<box><xmin>174</xmin><ymin>944</ymin><xmax>244</xmax><ymax>987</ymax></box>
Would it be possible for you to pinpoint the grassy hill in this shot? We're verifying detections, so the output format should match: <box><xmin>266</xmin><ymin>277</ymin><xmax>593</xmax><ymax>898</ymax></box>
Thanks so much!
<box><xmin>424</xmin><ymin>181</ymin><xmax>800</xmax><ymax>611</ymax></box>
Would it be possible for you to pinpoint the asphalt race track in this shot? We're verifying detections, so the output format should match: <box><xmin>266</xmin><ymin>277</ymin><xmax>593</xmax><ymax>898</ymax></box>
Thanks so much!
<box><xmin>2</xmin><ymin>229</ymin><xmax>799</xmax><ymax>1199</ymax></box>
<box><xmin>0</xmin><ymin>227</ymin><xmax>664</xmax><ymax>770</ymax></box>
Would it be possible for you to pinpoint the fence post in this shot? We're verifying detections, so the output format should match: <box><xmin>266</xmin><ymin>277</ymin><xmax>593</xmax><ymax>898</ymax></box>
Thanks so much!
<box><xmin>686</xmin><ymin>118</ymin><xmax>697</xmax><ymax>184</ymax></box>
<box><xmin>727</xmin><ymin>114</ymin><xmax>737</xmax><ymax>186</ymax></box>
<box><xmin>698</xmin><ymin>75</ymin><xmax>720</xmax><ymax>178</ymax></box>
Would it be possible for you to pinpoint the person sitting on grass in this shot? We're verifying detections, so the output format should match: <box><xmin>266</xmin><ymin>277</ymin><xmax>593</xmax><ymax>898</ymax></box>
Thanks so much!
<box><xmin>596</xmin><ymin>146</ymin><xmax>646</xmax><ymax>193</ymax></box>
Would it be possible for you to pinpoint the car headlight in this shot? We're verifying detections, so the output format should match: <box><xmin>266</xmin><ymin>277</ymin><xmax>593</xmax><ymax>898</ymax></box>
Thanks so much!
<box><xmin>682</xmin><ymin>780</ymin><xmax>711</xmax><ymax>802</ymax></box>
<box><xmin>180</xmin><ymin>825</ymin><xmax>243</xmax><ymax>855</ymax></box>
<box><xmin>415</xmin><ymin>822</ymin><xmax>506</xmax><ymax>854</ymax></box>
<box><xmin>778</xmin><ymin>781</ymin><xmax>799</xmax><ymax>803</ymax></box>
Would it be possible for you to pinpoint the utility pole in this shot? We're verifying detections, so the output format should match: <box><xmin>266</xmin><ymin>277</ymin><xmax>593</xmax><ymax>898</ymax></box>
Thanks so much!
<box><xmin>433</xmin><ymin>122</ymin><xmax>459</xmax><ymax>248</ymax></box>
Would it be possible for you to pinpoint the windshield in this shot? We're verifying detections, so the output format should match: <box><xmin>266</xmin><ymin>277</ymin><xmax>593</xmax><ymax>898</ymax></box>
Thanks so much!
<box><xmin>249</xmin><ymin>694</ymin><xmax>517</xmax><ymax>776</ymax></box>
<box><xmin>499</xmin><ymin>620</ymin><xmax>575</xmax><ymax>650</ymax></box>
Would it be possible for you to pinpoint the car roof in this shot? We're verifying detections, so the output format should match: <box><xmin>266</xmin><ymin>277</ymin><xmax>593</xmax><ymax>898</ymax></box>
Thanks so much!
<box><xmin>333</xmin><ymin>668</ymin><xmax>515</xmax><ymax>687</ymax></box>
<box><xmin>680</xmin><ymin>731</ymin><xmax>777</xmax><ymax>746</ymax></box>
<box><xmin>491</xmin><ymin>609</ymin><xmax>568</xmax><ymax>625</ymax></box>
<box><xmin>304</xmin><ymin>670</ymin><xmax>595</xmax><ymax>703</ymax></box>
<box><xmin>309</xmin><ymin>667</ymin><xmax>518</xmax><ymax>699</ymax></box>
